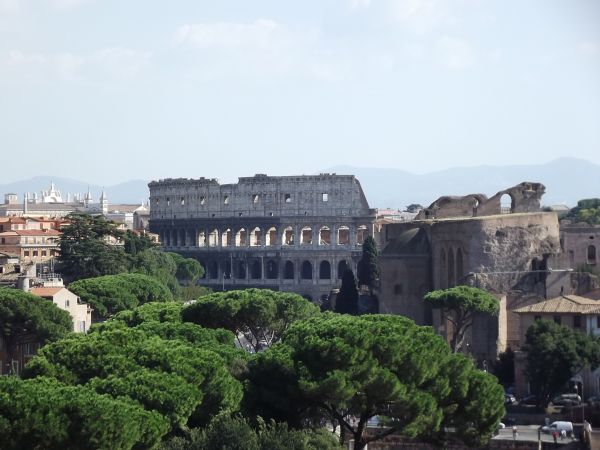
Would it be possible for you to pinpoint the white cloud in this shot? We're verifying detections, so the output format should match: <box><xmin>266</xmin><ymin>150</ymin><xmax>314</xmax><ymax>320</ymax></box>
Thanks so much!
<box><xmin>7</xmin><ymin>50</ymin><xmax>47</xmax><ymax>66</ymax></box>
<box><xmin>435</xmin><ymin>35</ymin><xmax>476</xmax><ymax>69</ymax></box>
<box><xmin>174</xmin><ymin>19</ymin><xmax>285</xmax><ymax>50</ymax></box>
<box><xmin>92</xmin><ymin>47</ymin><xmax>152</xmax><ymax>80</ymax></box>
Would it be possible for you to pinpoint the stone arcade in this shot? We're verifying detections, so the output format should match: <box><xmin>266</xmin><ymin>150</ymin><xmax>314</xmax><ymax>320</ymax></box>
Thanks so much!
<box><xmin>148</xmin><ymin>174</ymin><xmax>377</xmax><ymax>301</ymax></box>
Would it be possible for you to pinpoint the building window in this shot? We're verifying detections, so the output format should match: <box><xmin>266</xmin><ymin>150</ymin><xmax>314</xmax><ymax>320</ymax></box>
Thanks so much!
<box><xmin>24</xmin><ymin>251</ymin><xmax>29</xmax><ymax>256</ymax></box>
<box><xmin>224</xmin><ymin>195</ymin><xmax>230</xmax><ymax>204</ymax></box>
<box><xmin>573</xmin><ymin>315</ymin><xmax>581</xmax><ymax>328</ymax></box>
<box><xmin>180</xmin><ymin>197</ymin><xmax>185</xmax><ymax>205</ymax></box>
<box><xmin>322</xmin><ymin>193</ymin><xmax>328</xmax><ymax>202</ymax></box>
<box><xmin>597</xmin><ymin>316</ymin><xmax>600</xmax><ymax>329</ymax></box>
<box><xmin>65</xmin><ymin>300</ymin><xmax>70</xmax><ymax>308</ymax></box>
<box><xmin>534</xmin><ymin>315</ymin><xmax>541</xmax><ymax>321</ymax></box>
<box><xmin>200</xmin><ymin>196</ymin><xmax>205</xmax><ymax>205</ymax></box>
<box><xmin>588</xmin><ymin>245</ymin><xmax>597</xmax><ymax>264</ymax></box>
<box><xmin>79</xmin><ymin>321</ymin><xmax>86</xmax><ymax>333</ymax></box>
<box><xmin>32</xmin><ymin>251</ymin><xmax>38</xmax><ymax>257</ymax></box>
<box><xmin>252</xmin><ymin>194</ymin><xmax>259</xmax><ymax>204</ymax></box>
<box><xmin>166</xmin><ymin>197</ymin><xmax>170</xmax><ymax>206</ymax></box>
<box><xmin>553</xmin><ymin>316</ymin><xmax>561</xmax><ymax>325</ymax></box>
<box><xmin>1</xmin><ymin>238</ymin><xmax>4</xmax><ymax>244</ymax></box>
<box><xmin>41</xmin><ymin>251</ymin><xmax>47</xmax><ymax>256</ymax></box>
<box><xmin>284</xmin><ymin>194</ymin><xmax>291</xmax><ymax>203</ymax></box>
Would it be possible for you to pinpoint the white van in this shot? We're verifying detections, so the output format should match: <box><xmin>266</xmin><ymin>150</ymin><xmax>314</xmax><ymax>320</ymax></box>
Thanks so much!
<box><xmin>542</xmin><ymin>421</ymin><xmax>574</xmax><ymax>435</ymax></box>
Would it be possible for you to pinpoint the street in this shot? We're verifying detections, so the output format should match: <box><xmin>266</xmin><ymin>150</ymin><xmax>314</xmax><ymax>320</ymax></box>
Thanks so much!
<box><xmin>492</xmin><ymin>425</ymin><xmax>579</xmax><ymax>444</ymax></box>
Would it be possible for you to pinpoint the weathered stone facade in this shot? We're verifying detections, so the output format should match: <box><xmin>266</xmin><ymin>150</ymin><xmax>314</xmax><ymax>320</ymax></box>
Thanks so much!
<box><xmin>560</xmin><ymin>223</ymin><xmax>600</xmax><ymax>275</ymax></box>
<box><xmin>379</xmin><ymin>182</ymin><xmax>568</xmax><ymax>361</ymax></box>
<box><xmin>148</xmin><ymin>174</ymin><xmax>376</xmax><ymax>301</ymax></box>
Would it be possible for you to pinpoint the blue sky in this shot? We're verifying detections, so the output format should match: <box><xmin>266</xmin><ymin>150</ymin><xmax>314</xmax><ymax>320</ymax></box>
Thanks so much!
<box><xmin>1</xmin><ymin>0</ymin><xmax>599</xmax><ymax>185</ymax></box>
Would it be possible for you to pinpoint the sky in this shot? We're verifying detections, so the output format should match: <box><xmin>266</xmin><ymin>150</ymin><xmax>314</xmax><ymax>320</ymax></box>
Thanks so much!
<box><xmin>0</xmin><ymin>0</ymin><xmax>599</xmax><ymax>185</ymax></box>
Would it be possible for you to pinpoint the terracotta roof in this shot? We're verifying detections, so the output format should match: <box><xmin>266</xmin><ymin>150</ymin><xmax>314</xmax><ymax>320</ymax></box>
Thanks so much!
<box><xmin>513</xmin><ymin>295</ymin><xmax>600</xmax><ymax>315</ymax></box>
<box><xmin>14</xmin><ymin>229</ymin><xmax>61</xmax><ymax>236</ymax></box>
<box><xmin>30</xmin><ymin>287</ymin><xmax>63</xmax><ymax>297</ymax></box>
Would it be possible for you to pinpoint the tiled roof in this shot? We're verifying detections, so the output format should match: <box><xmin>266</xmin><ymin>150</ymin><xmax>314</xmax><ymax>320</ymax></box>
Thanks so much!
<box><xmin>513</xmin><ymin>295</ymin><xmax>600</xmax><ymax>315</ymax></box>
<box><xmin>30</xmin><ymin>287</ymin><xmax>63</xmax><ymax>297</ymax></box>
<box><xmin>14</xmin><ymin>229</ymin><xmax>61</xmax><ymax>236</ymax></box>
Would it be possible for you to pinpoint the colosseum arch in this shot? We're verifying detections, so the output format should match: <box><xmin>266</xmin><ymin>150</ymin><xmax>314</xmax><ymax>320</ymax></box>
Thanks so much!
<box><xmin>300</xmin><ymin>227</ymin><xmax>313</xmax><ymax>245</ymax></box>
<box><xmin>284</xmin><ymin>260</ymin><xmax>294</xmax><ymax>279</ymax></box>
<box><xmin>235</xmin><ymin>228</ymin><xmax>247</xmax><ymax>247</ymax></box>
<box><xmin>250</xmin><ymin>260</ymin><xmax>262</xmax><ymax>279</ymax></box>
<box><xmin>319</xmin><ymin>260</ymin><xmax>331</xmax><ymax>279</ymax></box>
<box><xmin>221</xmin><ymin>229</ymin><xmax>232</xmax><ymax>247</ymax></box>
<box><xmin>282</xmin><ymin>226</ymin><xmax>294</xmax><ymax>246</ymax></box>
<box><xmin>250</xmin><ymin>227</ymin><xmax>263</xmax><ymax>246</ymax></box>
<box><xmin>337</xmin><ymin>260</ymin><xmax>348</xmax><ymax>278</ymax></box>
<box><xmin>208</xmin><ymin>261</ymin><xmax>218</xmax><ymax>279</ymax></box>
<box><xmin>456</xmin><ymin>248</ymin><xmax>464</xmax><ymax>283</ymax></box>
<box><xmin>447</xmin><ymin>248</ymin><xmax>455</xmax><ymax>287</ymax></box>
<box><xmin>221</xmin><ymin>260</ymin><xmax>232</xmax><ymax>278</ymax></box>
<box><xmin>338</xmin><ymin>226</ymin><xmax>350</xmax><ymax>245</ymax></box>
<box><xmin>266</xmin><ymin>260</ymin><xmax>278</xmax><ymax>279</ymax></box>
<box><xmin>197</xmin><ymin>230</ymin><xmax>206</xmax><ymax>247</ymax></box>
<box><xmin>319</xmin><ymin>226</ymin><xmax>331</xmax><ymax>245</ymax></box>
<box><xmin>208</xmin><ymin>229</ymin><xmax>219</xmax><ymax>247</ymax></box>
<box><xmin>301</xmin><ymin>260</ymin><xmax>313</xmax><ymax>279</ymax></box>
<box><xmin>265</xmin><ymin>227</ymin><xmax>277</xmax><ymax>246</ymax></box>
<box><xmin>440</xmin><ymin>248</ymin><xmax>447</xmax><ymax>289</ymax></box>
<box><xmin>235</xmin><ymin>260</ymin><xmax>246</xmax><ymax>279</ymax></box>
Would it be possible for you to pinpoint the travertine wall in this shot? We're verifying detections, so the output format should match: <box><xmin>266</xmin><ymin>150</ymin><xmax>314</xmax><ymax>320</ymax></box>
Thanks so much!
<box><xmin>561</xmin><ymin>224</ymin><xmax>600</xmax><ymax>274</ymax></box>
<box><xmin>149</xmin><ymin>174</ymin><xmax>376</xmax><ymax>301</ymax></box>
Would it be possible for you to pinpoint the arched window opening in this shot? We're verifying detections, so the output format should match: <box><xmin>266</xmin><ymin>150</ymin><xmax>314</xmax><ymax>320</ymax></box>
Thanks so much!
<box><xmin>588</xmin><ymin>245</ymin><xmax>597</xmax><ymax>265</ymax></box>
<box><xmin>394</xmin><ymin>284</ymin><xmax>403</xmax><ymax>295</ymax></box>
<box><xmin>456</xmin><ymin>248</ymin><xmax>464</xmax><ymax>284</ymax></box>
<box><xmin>447</xmin><ymin>248</ymin><xmax>455</xmax><ymax>288</ymax></box>
<box><xmin>198</xmin><ymin>231</ymin><xmax>206</xmax><ymax>247</ymax></box>
<box><xmin>235</xmin><ymin>228</ymin><xmax>247</xmax><ymax>247</ymax></box>
<box><xmin>235</xmin><ymin>260</ymin><xmax>246</xmax><ymax>279</ymax></box>
<box><xmin>208</xmin><ymin>229</ymin><xmax>219</xmax><ymax>247</ymax></box>
<box><xmin>337</xmin><ymin>260</ymin><xmax>348</xmax><ymax>279</ymax></box>
<box><xmin>208</xmin><ymin>261</ymin><xmax>218</xmax><ymax>279</ymax></box>
<box><xmin>198</xmin><ymin>261</ymin><xmax>206</xmax><ymax>279</ymax></box>
<box><xmin>357</xmin><ymin>225</ymin><xmax>367</xmax><ymax>245</ymax></box>
<box><xmin>319</xmin><ymin>261</ymin><xmax>331</xmax><ymax>279</ymax></box>
<box><xmin>500</xmin><ymin>194</ymin><xmax>514</xmax><ymax>214</ymax></box>
<box><xmin>221</xmin><ymin>260</ymin><xmax>231</xmax><ymax>279</ymax></box>
<box><xmin>319</xmin><ymin>227</ymin><xmax>331</xmax><ymax>245</ymax></box>
<box><xmin>221</xmin><ymin>229</ymin><xmax>232</xmax><ymax>247</ymax></box>
<box><xmin>301</xmin><ymin>261</ymin><xmax>313</xmax><ymax>280</ymax></box>
<box><xmin>250</xmin><ymin>260</ymin><xmax>261</xmax><ymax>279</ymax></box>
<box><xmin>265</xmin><ymin>227</ymin><xmax>277</xmax><ymax>246</ymax></box>
<box><xmin>300</xmin><ymin>227</ymin><xmax>313</xmax><ymax>245</ymax></box>
<box><xmin>284</xmin><ymin>261</ymin><xmax>294</xmax><ymax>279</ymax></box>
<box><xmin>250</xmin><ymin>227</ymin><xmax>262</xmax><ymax>246</ymax></box>
<box><xmin>338</xmin><ymin>226</ymin><xmax>350</xmax><ymax>245</ymax></box>
<box><xmin>282</xmin><ymin>227</ymin><xmax>295</xmax><ymax>245</ymax></box>
<box><xmin>266</xmin><ymin>260</ymin><xmax>278</xmax><ymax>279</ymax></box>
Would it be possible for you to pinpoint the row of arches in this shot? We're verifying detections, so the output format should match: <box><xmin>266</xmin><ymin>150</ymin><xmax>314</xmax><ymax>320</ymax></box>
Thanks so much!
<box><xmin>160</xmin><ymin>224</ymin><xmax>369</xmax><ymax>248</ymax></box>
<box><xmin>200</xmin><ymin>259</ymin><xmax>351</xmax><ymax>282</ymax></box>
<box><xmin>439</xmin><ymin>246</ymin><xmax>465</xmax><ymax>289</ymax></box>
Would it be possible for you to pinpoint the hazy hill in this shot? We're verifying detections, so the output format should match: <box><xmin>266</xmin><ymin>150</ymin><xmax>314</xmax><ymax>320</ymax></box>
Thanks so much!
<box><xmin>1</xmin><ymin>158</ymin><xmax>597</xmax><ymax>209</ymax></box>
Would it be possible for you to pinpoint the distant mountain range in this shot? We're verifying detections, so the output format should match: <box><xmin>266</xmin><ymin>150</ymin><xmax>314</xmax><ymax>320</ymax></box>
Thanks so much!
<box><xmin>0</xmin><ymin>158</ymin><xmax>597</xmax><ymax>209</ymax></box>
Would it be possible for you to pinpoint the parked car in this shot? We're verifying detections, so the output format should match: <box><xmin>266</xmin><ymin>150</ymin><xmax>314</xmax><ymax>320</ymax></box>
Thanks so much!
<box><xmin>520</xmin><ymin>395</ymin><xmax>539</xmax><ymax>406</ymax></box>
<box><xmin>552</xmin><ymin>393</ymin><xmax>581</xmax><ymax>406</ymax></box>
<box><xmin>504</xmin><ymin>393</ymin><xmax>517</xmax><ymax>405</ymax></box>
<box><xmin>542</xmin><ymin>421</ymin><xmax>574</xmax><ymax>436</ymax></box>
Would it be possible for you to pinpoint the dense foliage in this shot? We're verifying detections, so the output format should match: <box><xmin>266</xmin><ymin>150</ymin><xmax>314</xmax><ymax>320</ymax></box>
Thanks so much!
<box><xmin>182</xmin><ymin>289</ymin><xmax>320</xmax><ymax>352</ymax></box>
<box><xmin>160</xmin><ymin>415</ymin><xmax>341</xmax><ymax>450</ymax></box>
<box><xmin>245</xmin><ymin>313</ymin><xmax>505</xmax><ymax>449</ymax></box>
<box><xmin>334</xmin><ymin>270</ymin><xmax>359</xmax><ymax>315</ymax></box>
<box><xmin>563</xmin><ymin>198</ymin><xmax>600</xmax><ymax>225</ymax></box>
<box><xmin>524</xmin><ymin>319</ymin><xmax>600</xmax><ymax>403</ymax></box>
<box><xmin>0</xmin><ymin>287</ymin><xmax>73</xmax><ymax>371</ymax></box>
<box><xmin>69</xmin><ymin>273</ymin><xmax>173</xmax><ymax>320</ymax></box>
<box><xmin>357</xmin><ymin>236</ymin><xmax>379</xmax><ymax>289</ymax></box>
<box><xmin>424</xmin><ymin>286</ymin><xmax>499</xmax><ymax>352</ymax></box>
<box><xmin>0</xmin><ymin>376</ymin><xmax>169</xmax><ymax>450</ymax></box>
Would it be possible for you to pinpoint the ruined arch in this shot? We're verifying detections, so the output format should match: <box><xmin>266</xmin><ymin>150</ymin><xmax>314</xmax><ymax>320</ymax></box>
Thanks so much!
<box><xmin>250</xmin><ymin>260</ymin><xmax>262</xmax><ymax>279</ymax></box>
<box><xmin>250</xmin><ymin>227</ymin><xmax>262</xmax><ymax>246</ymax></box>
<box><xmin>235</xmin><ymin>260</ymin><xmax>246</xmax><ymax>279</ymax></box>
<box><xmin>235</xmin><ymin>228</ymin><xmax>247</xmax><ymax>247</ymax></box>
<box><xmin>208</xmin><ymin>260</ymin><xmax>218</xmax><ymax>279</ymax></box>
<box><xmin>300</xmin><ymin>227</ymin><xmax>313</xmax><ymax>245</ymax></box>
<box><xmin>319</xmin><ymin>260</ymin><xmax>331</xmax><ymax>279</ymax></box>
<box><xmin>440</xmin><ymin>248</ymin><xmax>447</xmax><ymax>289</ymax></box>
<box><xmin>221</xmin><ymin>229</ymin><xmax>232</xmax><ymax>247</ymax></box>
<box><xmin>221</xmin><ymin>260</ymin><xmax>232</xmax><ymax>278</ymax></box>
<box><xmin>282</xmin><ymin>226</ymin><xmax>295</xmax><ymax>246</ymax></box>
<box><xmin>337</xmin><ymin>260</ymin><xmax>348</xmax><ymax>279</ymax></box>
<box><xmin>456</xmin><ymin>248</ymin><xmax>464</xmax><ymax>283</ymax></box>
<box><xmin>338</xmin><ymin>226</ymin><xmax>350</xmax><ymax>245</ymax></box>
<box><xmin>500</xmin><ymin>193</ymin><xmax>514</xmax><ymax>214</ymax></box>
<box><xmin>284</xmin><ymin>261</ymin><xmax>294</xmax><ymax>279</ymax></box>
<box><xmin>265</xmin><ymin>227</ymin><xmax>277</xmax><ymax>246</ymax></box>
<box><xmin>319</xmin><ymin>226</ymin><xmax>331</xmax><ymax>245</ymax></box>
<box><xmin>588</xmin><ymin>245</ymin><xmax>597</xmax><ymax>264</ymax></box>
<box><xmin>301</xmin><ymin>260</ymin><xmax>313</xmax><ymax>280</ymax></box>
<box><xmin>208</xmin><ymin>228</ymin><xmax>219</xmax><ymax>247</ymax></box>
<box><xmin>266</xmin><ymin>260</ymin><xmax>278</xmax><ymax>279</ymax></box>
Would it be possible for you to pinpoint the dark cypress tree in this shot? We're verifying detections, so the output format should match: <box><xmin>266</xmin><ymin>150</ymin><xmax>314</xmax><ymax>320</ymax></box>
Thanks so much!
<box><xmin>357</xmin><ymin>236</ymin><xmax>379</xmax><ymax>289</ymax></box>
<box><xmin>335</xmin><ymin>270</ymin><xmax>359</xmax><ymax>315</ymax></box>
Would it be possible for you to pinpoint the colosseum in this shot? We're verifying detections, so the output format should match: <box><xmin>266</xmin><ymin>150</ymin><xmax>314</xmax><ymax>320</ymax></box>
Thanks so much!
<box><xmin>148</xmin><ymin>174</ymin><xmax>377</xmax><ymax>301</ymax></box>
